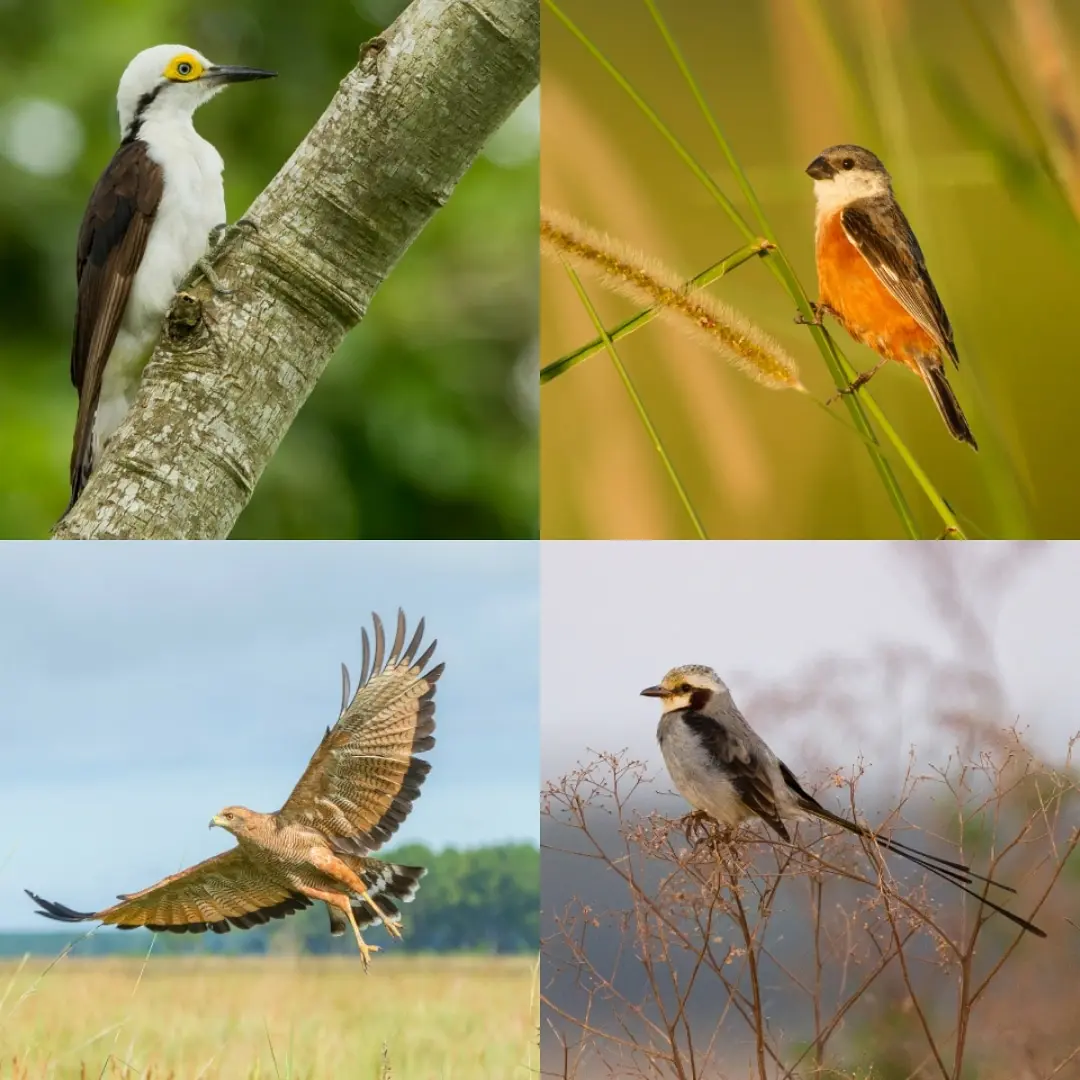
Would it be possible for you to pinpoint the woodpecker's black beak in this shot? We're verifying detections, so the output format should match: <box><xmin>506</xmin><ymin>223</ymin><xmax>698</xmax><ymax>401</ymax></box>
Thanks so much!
<box><xmin>640</xmin><ymin>685</ymin><xmax>667</xmax><ymax>698</ymax></box>
<box><xmin>805</xmin><ymin>156</ymin><xmax>834</xmax><ymax>181</ymax></box>
<box><xmin>205</xmin><ymin>65</ymin><xmax>277</xmax><ymax>84</ymax></box>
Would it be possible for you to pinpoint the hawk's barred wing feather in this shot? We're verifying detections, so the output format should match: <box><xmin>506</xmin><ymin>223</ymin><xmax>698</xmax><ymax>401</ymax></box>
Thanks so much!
<box><xmin>25</xmin><ymin>848</ymin><xmax>312</xmax><ymax>935</ymax></box>
<box><xmin>278</xmin><ymin>610</ymin><xmax>441</xmax><ymax>855</ymax></box>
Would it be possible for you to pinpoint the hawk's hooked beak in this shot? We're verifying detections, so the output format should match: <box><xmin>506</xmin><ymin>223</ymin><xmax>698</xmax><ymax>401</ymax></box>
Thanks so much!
<box><xmin>805</xmin><ymin>155</ymin><xmax>834</xmax><ymax>181</ymax></box>
<box><xmin>209</xmin><ymin>815</ymin><xmax>225</xmax><ymax>830</ymax></box>
<box><xmin>205</xmin><ymin>65</ymin><xmax>277</xmax><ymax>84</ymax></box>
<box><xmin>640</xmin><ymin>685</ymin><xmax>667</xmax><ymax>698</ymax></box>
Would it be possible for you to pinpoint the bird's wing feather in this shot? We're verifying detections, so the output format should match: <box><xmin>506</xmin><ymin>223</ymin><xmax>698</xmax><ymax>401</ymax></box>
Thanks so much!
<box><xmin>26</xmin><ymin>848</ymin><xmax>311</xmax><ymax>934</ymax></box>
<box><xmin>841</xmin><ymin>199</ymin><xmax>959</xmax><ymax>367</ymax></box>
<box><xmin>69</xmin><ymin>140</ymin><xmax>164</xmax><ymax>494</ymax></box>
<box><xmin>681</xmin><ymin>709</ymin><xmax>791</xmax><ymax>840</ymax></box>
<box><xmin>278</xmin><ymin>610</ymin><xmax>441</xmax><ymax>855</ymax></box>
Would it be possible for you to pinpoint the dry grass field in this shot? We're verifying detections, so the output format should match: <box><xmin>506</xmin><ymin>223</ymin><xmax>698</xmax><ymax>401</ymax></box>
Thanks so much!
<box><xmin>0</xmin><ymin>955</ymin><xmax>537</xmax><ymax>1079</ymax></box>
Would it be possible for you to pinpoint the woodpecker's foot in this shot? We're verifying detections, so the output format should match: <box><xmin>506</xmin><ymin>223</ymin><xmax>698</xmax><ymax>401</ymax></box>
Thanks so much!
<box><xmin>208</xmin><ymin>218</ymin><xmax>257</xmax><ymax>250</ymax></box>
<box><xmin>196</xmin><ymin>257</ymin><xmax>233</xmax><ymax>296</ymax></box>
<box><xmin>825</xmin><ymin>357</ymin><xmax>889</xmax><ymax>405</ymax></box>
<box><xmin>200</xmin><ymin>219</ymin><xmax>259</xmax><ymax>294</ymax></box>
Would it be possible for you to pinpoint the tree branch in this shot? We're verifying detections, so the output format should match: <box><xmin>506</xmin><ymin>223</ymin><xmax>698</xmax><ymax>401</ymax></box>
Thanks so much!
<box><xmin>55</xmin><ymin>0</ymin><xmax>538</xmax><ymax>539</ymax></box>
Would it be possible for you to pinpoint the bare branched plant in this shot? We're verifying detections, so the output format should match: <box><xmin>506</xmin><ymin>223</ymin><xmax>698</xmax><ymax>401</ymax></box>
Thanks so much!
<box><xmin>542</xmin><ymin>739</ymin><xmax>1079</xmax><ymax>1080</ymax></box>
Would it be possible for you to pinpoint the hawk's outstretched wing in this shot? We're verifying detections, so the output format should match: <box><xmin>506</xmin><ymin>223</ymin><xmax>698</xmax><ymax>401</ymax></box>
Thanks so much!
<box><xmin>25</xmin><ymin>847</ymin><xmax>311</xmax><ymax>934</ymax></box>
<box><xmin>278</xmin><ymin>610</ymin><xmax>441</xmax><ymax>856</ymax></box>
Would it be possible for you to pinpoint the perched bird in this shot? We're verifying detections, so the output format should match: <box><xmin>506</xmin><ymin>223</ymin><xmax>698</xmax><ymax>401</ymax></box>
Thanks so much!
<box><xmin>27</xmin><ymin>610</ymin><xmax>440</xmax><ymax>968</ymax></box>
<box><xmin>641</xmin><ymin>664</ymin><xmax>1045</xmax><ymax>937</ymax></box>
<box><xmin>804</xmin><ymin>144</ymin><xmax>977</xmax><ymax>449</ymax></box>
<box><xmin>66</xmin><ymin>44</ymin><xmax>276</xmax><ymax>511</ymax></box>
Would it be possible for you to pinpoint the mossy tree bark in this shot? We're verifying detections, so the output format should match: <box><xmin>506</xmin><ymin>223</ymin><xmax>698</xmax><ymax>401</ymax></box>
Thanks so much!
<box><xmin>55</xmin><ymin>0</ymin><xmax>538</xmax><ymax>539</ymax></box>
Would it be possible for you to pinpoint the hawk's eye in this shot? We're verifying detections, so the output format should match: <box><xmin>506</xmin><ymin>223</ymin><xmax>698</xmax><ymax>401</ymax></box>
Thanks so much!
<box><xmin>177</xmin><ymin>62</ymin><xmax>193</xmax><ymax>76</ymax></box>
<box><xmin>841</xmin><ymin>157</ymin><xmax>855</xmax><ymax>170</ymax></box>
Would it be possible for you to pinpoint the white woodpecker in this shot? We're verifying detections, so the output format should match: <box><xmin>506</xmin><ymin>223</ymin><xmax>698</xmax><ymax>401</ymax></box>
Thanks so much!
<box><xmin>66</xmin><ymin>44</ymin><xmax>276</xmax><ymax>511</ymax></box>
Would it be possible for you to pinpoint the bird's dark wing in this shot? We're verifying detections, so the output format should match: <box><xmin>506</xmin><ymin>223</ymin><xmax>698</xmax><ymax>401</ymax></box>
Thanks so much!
<box><xmin>681</xmin><ymin>709</ymin><xmax>791</xmax><ymax>840</ymax></box>
<box><xmin>841</xmin><ymin>198</ymin><xmax>958</xmax><ymax>367</ymax></box>
<box><xmin>278</xmin><ymin>610</ymin><xmax>440</xmax><ymax>856</ymax></box>
<box><xmin>69</xmin><ymin>140</ymin><xmax>164</xmax><ymax>499</ymax></box>
<box><xmin>25</xmin><ymin>848</ymin><xmax>311</xmax><ymax>934</ymax></box>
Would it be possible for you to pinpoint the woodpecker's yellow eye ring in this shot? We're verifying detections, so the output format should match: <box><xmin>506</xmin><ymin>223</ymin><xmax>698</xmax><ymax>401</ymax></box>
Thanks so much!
<box><xmin>165</xmin><ymin>54</ymin><xmax>203</xmax><ymax>82</ymax></box>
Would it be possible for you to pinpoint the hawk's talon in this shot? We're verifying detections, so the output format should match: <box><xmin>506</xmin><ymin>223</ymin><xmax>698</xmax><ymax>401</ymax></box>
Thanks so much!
<box><xmin>357</xmin><ymin>938</ymin><xmax>381</xmax><ymax>972</ymax></box>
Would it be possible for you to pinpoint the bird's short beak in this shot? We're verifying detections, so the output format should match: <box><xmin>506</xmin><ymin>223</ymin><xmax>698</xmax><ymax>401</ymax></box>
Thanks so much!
<box><xmin>805</xmin><ymin>156</ymin><xmax>833</xmax><ymax>181</ymax></box>
<box><xmin>205</xmin><ymin>65</ymin><xmax>277</xmax><ymax>84</ymax></box>
<box><xmin>209</xmin><ymin>815</ymin><xmax>224</xmax><ymax>830</ymax></box>
<box><xmin>640</xmin><ymin>685</ymin><xmax>667</xmax><ymax>698</ymax></box>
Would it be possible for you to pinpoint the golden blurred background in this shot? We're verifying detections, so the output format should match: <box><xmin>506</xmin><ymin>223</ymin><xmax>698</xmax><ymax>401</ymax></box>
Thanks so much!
<box><xmin>540</xmin><ymin>0</ymin><xmax>1080</xmax><ymax>539</ymax></box>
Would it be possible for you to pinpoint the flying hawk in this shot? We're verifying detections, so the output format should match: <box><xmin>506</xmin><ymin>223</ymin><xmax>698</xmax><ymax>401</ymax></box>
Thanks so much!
<box><xmin>27</xmin><ymin>610</ymin><xmax>440</xmax><ymax>968</ymax></box>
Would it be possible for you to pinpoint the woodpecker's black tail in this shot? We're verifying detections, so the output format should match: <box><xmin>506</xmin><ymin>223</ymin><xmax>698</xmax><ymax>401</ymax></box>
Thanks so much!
<box><xmin>918</xmin><ymin>360</ymin><xmax>978</xmax><ymax>450</ymax></box>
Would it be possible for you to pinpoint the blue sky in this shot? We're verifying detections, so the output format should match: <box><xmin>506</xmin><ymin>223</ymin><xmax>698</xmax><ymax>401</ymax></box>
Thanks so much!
<box><xmin>0</xmin><ymin>541</ymin><xmax>538</xmax><ymax>931</ymax></box>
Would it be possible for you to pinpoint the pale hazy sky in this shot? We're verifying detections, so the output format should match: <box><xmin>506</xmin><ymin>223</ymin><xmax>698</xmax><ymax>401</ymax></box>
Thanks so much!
<box><xmin>0</xmin><ymin>541</ymin><xmax>538</xmax><ymax>931</ymax></box>
<box><xmin>542</xmin><ymin>542</ymin><xmax>1078</xmax><ymax>790</ymax></box>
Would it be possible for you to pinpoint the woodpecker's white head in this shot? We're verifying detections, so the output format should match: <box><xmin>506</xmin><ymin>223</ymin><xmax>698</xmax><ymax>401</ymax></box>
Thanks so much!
<box><xmin>805</xmin><ymin>144</ymin><xmax>892</xmax><ymax>217</ymax></box>
<box><xmin>640</xmin><ymin>664</ymin><xmax>730</xmax><ymax>714</ymax></box>
<box><xmin>116</xmin><ymin>45</ymin><xmax>276</xmax><ymax>139</ymax></box>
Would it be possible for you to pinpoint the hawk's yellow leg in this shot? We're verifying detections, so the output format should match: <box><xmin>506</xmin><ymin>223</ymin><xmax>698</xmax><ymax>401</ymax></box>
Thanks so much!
<box><xmin>358</xmin><ymin>886</ymin><xmax>402</xmax><ymax>940</ymax></box>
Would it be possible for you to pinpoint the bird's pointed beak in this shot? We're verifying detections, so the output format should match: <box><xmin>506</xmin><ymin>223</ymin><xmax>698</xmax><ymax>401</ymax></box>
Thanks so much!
<box><xmin>209</xmin><ymin>815</ymin><xmax>224</xmax><ymax>830</ymax></box>
<box><xmin>205</xmin><ymin>65</ymin><xmax>277</xmax><ymax>84</ymax></box>
<box><xmin>640</xmin><ymin>685</ymin><xmax>667</xmax><ymax>698</ymax></box>
<box><xmin>805</xmin><ymin>155</ymin><xmax>833</xmax><ymax>181</ymax></box>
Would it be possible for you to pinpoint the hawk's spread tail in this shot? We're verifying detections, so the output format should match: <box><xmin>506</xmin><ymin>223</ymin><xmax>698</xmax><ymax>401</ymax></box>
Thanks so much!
<box><xmin>918</xmin><ymin>360</ymin><xmax>978</xmax><ymax>450</ymax></box>
<box><xmin>326</xmin><ymin>860</ymin><xmax>426</xmax><ymax>935</ymax></box>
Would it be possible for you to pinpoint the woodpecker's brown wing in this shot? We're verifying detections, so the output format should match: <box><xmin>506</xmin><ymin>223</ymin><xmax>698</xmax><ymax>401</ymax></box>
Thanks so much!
<box><xmin>278</xmin><ymin>610</ymin><xmax>441</xmax><ymax>856</ymax></box>
<box><xmin>25</xmin><ymin>847</ymin><xmax>312</xmax><ymax>934</ymax></box>
<box><xmin>69</xmin><ymin>139</ymin><xmax>164</xmax><ymax>503</ymax></box>
<box><xmin>841</xmin><ymin>197</ymin><xmax>959</xmax><ymax>367</ymax></box>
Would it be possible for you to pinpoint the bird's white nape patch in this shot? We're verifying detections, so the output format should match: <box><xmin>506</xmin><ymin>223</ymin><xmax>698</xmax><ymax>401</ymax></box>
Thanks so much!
<box><xmin>812</xmin><ymin>168</ymin><xmax>890</xmax><ymax>218</ymax></box>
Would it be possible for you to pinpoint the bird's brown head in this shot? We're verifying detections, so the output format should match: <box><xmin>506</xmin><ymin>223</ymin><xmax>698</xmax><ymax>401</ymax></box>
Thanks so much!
<box><xmin>805</xmin><ymin>144</ymin><xmax>891</xmax><ymax>212</ymax></box>
<box><xmin>209</xmin><ymin>806</ymin><xmax>259</xmax><ymax>837</ymax></box>
<box><xmin>640</xmin><ymin>664</ymin><xmax>727</xmax><ymax>714</ymax></box>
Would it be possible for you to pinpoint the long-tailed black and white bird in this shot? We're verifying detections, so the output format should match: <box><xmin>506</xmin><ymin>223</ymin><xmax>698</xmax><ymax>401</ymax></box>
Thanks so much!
<box><xmin>641</xmin><ymin>664</ymin><xmax>1046</xmax><ymax>937</ymax></box>
<box><xmin>66</xmin><ymin>45</ymin><xmax>276</xmax><ymax>511</ymax></box>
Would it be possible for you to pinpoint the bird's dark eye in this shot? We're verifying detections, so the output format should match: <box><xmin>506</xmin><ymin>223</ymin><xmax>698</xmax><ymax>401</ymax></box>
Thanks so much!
<box><xmin>679</xmin><ymin>683</ymin><xmax>691</xmax><ymax>693</ymax></box>
<box><xmin>841</xmin><ymin>158</ymin><xmax>855</xmax><ymax>170</ymax></box>
<box><xmin>224</xmin><ymin>811</ymin><xmax>233</xmax><ymax>820</ymax></box>
<box><xmin>177</xmin><ymin>62</ymin><xmax>193</xmax><ymax>76</ymax></box>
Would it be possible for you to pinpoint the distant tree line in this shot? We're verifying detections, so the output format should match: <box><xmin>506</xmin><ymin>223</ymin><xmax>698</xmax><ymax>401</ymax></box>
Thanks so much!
<box><xmin>3</xmin><ymin>843</ymin><xmax>538</xmax><ymax>958</ymax></box>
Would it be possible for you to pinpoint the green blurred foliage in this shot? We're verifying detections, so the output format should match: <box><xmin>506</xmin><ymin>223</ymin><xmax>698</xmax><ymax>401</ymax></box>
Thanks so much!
<box><xmin>2</xmin><ymin>842</ymin><xmax>539</xmax><ymax>957</ymax></box>
<box><xmin>0</xmin><ymin>0</ymin><xmax>538</xmax><ymax>538</ymax></box>
<box><xmin>541</xmin><ymin>0</ymin><xmax>1080</xmax><ymax>539</ymax></box>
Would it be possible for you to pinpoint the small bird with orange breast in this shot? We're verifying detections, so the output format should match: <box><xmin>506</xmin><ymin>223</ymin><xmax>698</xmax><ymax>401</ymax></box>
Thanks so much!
<box><xmin>804</xmin><ymin>144</ymin><xmax>977</xmax><ymax>449</ymax></box>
